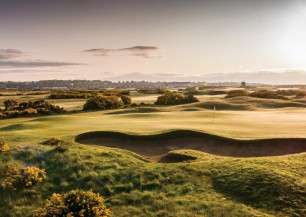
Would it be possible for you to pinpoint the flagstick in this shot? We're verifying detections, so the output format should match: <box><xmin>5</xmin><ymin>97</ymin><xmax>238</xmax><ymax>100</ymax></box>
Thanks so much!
<box><xmin>213</xmin><ymin>106</ymin><xmax>215</xmax><ymax>124</ymax></box>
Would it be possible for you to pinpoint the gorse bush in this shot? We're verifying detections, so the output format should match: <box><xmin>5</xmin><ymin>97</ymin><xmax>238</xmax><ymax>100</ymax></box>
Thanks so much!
<box><xmin>83</xmin><ymin>94</ymin><xmax>124</xmax><ymax>110</ymax></box>
<box><xmin>0</xmin><ymin>139</ymin><xmax>9</xmax><ymax>152</ymax></box>
<box><xmin>0</xmin><ymin>99</ymin><xmax>65</xmax><ymax>119</ymax></box>
<box><xmin>34</xmin><ymin>189</ymin><xmax>112</xmax><ymax>217</ymax></box>
<box><xmin>155</xmin><ymin>92</ymin><xmax>199</xmax><ymax>105</ymax></box>
<box><xmin>1</xmin><ymin>164</ymin><xmax>46</xmax><ymax>191</ymax></box>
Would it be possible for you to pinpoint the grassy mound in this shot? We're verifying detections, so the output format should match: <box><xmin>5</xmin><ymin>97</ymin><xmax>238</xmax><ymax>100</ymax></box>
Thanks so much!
<box><xmin>211</xmin><ymin>156</ymin><xmax>306</xmax><ymax>216</ymax></box>
<box><xmin>226</xmin><ymin>97</ymin><xmax>306</xmax><ymax>109</ymax></box>
<box><xmin>0</xmin><ymin>134</ymin><xmax>305</xmax><ymax>217</ymax></box>
<box><xmin>182</xmin><ymin>97</ymin><xmax>306</xmax><ymax>111</ymax></box>
<box><xmin>186</xmin><ymin>100</ymin><xmax>252</xmax><ymax>111</ymax></box>
<box><xmin>106</xmin><ymin>107</ymin><xmax>166</xmax><ymax>115</ymax></box>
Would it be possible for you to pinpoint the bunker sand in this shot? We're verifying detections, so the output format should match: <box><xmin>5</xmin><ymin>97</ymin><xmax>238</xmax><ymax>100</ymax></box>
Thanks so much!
<box><xmin>76</xmin><ymin>130</ymin><xmax>306</xmax><ymax>162</ymax></box>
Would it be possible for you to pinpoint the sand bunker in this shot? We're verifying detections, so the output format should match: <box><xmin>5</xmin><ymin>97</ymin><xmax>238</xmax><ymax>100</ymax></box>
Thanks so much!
<box><xmin>75</xmin><ymin>130</ymin><xmax>306</xmax><ymax>162</ymax></box>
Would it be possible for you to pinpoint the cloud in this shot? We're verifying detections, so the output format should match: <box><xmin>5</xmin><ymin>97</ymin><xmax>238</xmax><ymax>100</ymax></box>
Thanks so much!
<box><xmin>0</xmin><ymin>60</ymin><xmax>83</xmax><ymax>68</ymax></box>
<box><xmin>0</xmin><ymin>49</ymin><xmax>25</xmax><ymax>59</ymax></box>
<box><xmin>0</xmin><ymin>48</ymin><xmax>83</xmax><ymax>69</ymax></box>
<box><xmin>0</xmin><ymin>69</ymin><xmax>63</xmax><ymax>74</ymax></box>
<box><xmin>83</xmin><ymin>46</ymin><xmax>159</xmax><ymax>58</ymax></box>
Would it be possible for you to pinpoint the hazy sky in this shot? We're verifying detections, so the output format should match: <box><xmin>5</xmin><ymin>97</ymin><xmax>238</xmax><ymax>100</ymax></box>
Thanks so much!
<box><xmin>1</xmin><ymin>0</ymin><xmax>306</xmax><ymax>83</ymax></box>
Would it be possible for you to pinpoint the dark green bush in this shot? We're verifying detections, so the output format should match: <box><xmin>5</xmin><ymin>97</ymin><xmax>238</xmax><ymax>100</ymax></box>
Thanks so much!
<box><xmin>83</xmin><ymin>95</ymin><xmax>124</xmax><ymax>110</ymax></box>
<box><xmin>225</xmin><ymin>90</ymin><xmax>249</xmax><ymax>98</ymax></box>
<box><xmin>138</xmin><ymin>89</ymin><xmax>167</xmax><ymax>94</ymax></box>
<box><xmin>155</xmin><ymin>92</ymin><xmax>199</xmax><ymax>105</ymax></box>
<box><xmin>250</xmin><ymin>90</ymin><xmax>288</xmax><ymax>100</ymax></box>
<box><xmin>121</xmin><ymin>95</ymin><xmax>132</xmax><ymax>105</ymax></box>
<box><xmin>0</xmin><ymin>100</ymin><xmax>65</xmax><ymax>119</ymax></box>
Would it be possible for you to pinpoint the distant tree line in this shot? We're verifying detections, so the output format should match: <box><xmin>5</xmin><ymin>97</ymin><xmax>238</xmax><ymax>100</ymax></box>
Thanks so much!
<box><xmin>49</xmin><ymin>89</ymin><xmax>130</xmax><ymax>99</ymax></box>
<box><xmin>0</xmin><ymin>80</ymin><xmax>207</xmax><ymax>90</ymax></box>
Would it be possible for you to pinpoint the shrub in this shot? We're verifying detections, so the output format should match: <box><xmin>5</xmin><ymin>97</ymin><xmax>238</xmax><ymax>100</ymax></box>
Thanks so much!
<box><xmin>250</xmin><ymin>90</ymin><xmax>288</xmax><ymax>100</ymax></box>
<box><xmin>34</xmin><ymin>189</ymin><xmax>112</xmax><ymax>217</ymax></box>
<box><xmin>204</xmin><ymin>90</ymin><xmax>227</xmax><ymax>95</ymax></box>
<box><xmin>225</xmin><ymin>90</ymin><xmax>249</xmax><ymax>98</ymax></box>
<box><xmin>119</xmin><ymin>90</ymin><xmax>131</xmax><ymax>96</ymax></box>
<box><xmin>42</xmin><ymin>137</ymin><xmax>70</xmax><ymax>152</ymax></box>
<box><xmin>0</xmin><ymin>139</ymin><xmax>9</xmax><ymax>152</ymax></box>
<box><xmin>121</xmin><ymin>95</ymin><xmax>132</xmax><ymax>105</ymax></box>
<box><xmin>22</xmin><ymin>108</ymin><xmax>38</xmax><ymax>116</ymax></box>
<box><xmin>54</xmin><ymin>143</ymin><xmax>69</xmax><ymax>152</ymax></box>
<box><xmin>3</xmin><ymin>99</ymin><xmax>18</xmax><ymax>110</ymax></box>
<box><xmin>138</xmin><ymin>88</ymin><xmax>166</xmax><ymax>94</ymax></box>
<box><xmin>295</xmin><ymin>91</ymin><xmax>306</xmax><ymax>99</ymax></box>
<box><xmin>155</xmin><ymin>92</ymin><xmax>199</xmax><ymax>105</ymax></box>
<box><xmin>1</xmin><ymin>164</ymin><xmax>46</xmax><ymax>191</ymax></box>
<box><xmin>83</xmin><ymin>94</ymin><xmax>124</xmax><ymax>110</ymax></box>
<box><xmin>42</xmin><ymin>137</ymin><xmax>64</xmax><ymax>146</ymax></box>
<box><xmin>0</xmin><ymin>100</ymin><xmax>65</xmax><ymax>119</ymax></box>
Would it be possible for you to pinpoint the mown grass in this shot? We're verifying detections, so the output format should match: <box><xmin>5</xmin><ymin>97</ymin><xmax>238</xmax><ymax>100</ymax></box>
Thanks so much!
<box><xmin>2</xmin><ymin>107</ymin><xmax>306</xmax><ymax>141</ymax></box>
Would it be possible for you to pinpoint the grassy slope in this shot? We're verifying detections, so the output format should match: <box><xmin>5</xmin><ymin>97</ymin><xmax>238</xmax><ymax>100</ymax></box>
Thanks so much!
<box><xmin>0</xmin><ymin>140</ymin><xmax>305</xmax><ymax>217</ymax></box>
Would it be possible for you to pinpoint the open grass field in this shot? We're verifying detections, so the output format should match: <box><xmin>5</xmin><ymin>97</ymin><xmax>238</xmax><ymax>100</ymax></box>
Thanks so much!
<box><xmin>0</xmin><ymin>91</ymin><xmax>306</xmax><ymax>217</ymax></box>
